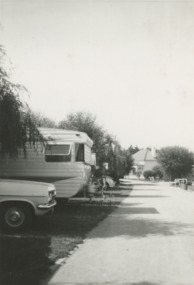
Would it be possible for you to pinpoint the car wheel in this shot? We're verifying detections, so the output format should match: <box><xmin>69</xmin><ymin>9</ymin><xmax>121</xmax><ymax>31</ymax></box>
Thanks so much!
<box><xmin>1</xmin><ymin>204</ymin><xmax>33</xmax><ymax>231</ymax></box>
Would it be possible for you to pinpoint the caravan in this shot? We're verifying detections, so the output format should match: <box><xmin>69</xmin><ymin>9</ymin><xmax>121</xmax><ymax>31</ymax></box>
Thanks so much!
<box><xmin>0</xmin><ymin>128</ymin><xmax>95</xmax><ymax>198</ymax></box>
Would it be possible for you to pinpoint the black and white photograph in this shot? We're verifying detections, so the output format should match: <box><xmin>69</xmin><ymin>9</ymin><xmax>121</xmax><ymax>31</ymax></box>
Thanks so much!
<box><xmin>1</xmin><ymin>0</ymin><xmax>194</xmax><ymax>284</ymax></box>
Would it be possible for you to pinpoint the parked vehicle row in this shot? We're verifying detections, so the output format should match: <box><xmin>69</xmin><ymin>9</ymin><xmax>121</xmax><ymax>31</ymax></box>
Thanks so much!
<box><xmin>0</xmin><ymin>127</ymin><xmax>95</xmax><ymax>199</ymax></box>
<box><xmin>0</xmin><ymin>128</ymin><xmax>94</xmax><ymax>231</ymax></box>
<box><xmin>0</xmin><ymin>128</ymin><xmax>116</xmax><ymax>231</ymax></box>
<box><xmin>0</xmin><ymin>179</ymin><xmax>56</xmax><ymax>231</ymax></box>
<box><xmin>0</xmin><ymin>175</ymin><xmax>116</xmax><ymax>231</ymax></box>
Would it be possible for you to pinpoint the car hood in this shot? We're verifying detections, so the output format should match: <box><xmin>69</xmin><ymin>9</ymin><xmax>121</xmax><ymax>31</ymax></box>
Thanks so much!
<box><xmin>0</xmin><ymin>179</ymin><xmax>54</xmax><ymax>187</ymax></box>
<box><xmin>0</xmin><ymin>179</ymin><xmax>55</xmax><ymax>196</ymax></box>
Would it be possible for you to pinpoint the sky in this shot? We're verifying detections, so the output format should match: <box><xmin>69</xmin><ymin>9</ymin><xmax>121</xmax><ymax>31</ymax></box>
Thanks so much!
<box><xmin>1</xmin><ymin>0</ymin><xmax>194</xmax><ymax>150</ymax></box>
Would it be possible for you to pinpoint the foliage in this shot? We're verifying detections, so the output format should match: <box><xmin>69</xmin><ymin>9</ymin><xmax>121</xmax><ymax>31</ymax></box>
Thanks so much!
<box><xmin>30</xmin><ymin>111</ymin><xmax>57</xmax><ymax>128</ymax></box>
<box><xmin>128</xmin><ymin>145</ymin><xmax>141</xmax><ymax>155</ymax></box>
<box><xmin>157</xmin><ymin>146</ymin><xmax>194</xmax><ymax>181</ymax></box>
<box><xmin>152</xmin><ymin>165</ymin><xmax>164</xmax><ymax>180</ymax></box>
<box><xmin>58</xmin><ymin>111</ymin><xmax>134</xmax><ymax>181</ymax></box>
<box><xmin>59</xmin><ymin>112</ymin><xmax>105</xmax><ymax>160</ymax></box>
<box><xmin>0</xmin><ymin>47</ymin><xmax>39</xmax><ymax>157</ymax></box>
<box><xmin>113</xmin><ymin>147</ymin><xmax>134</xmax><ymax>181</ymax></box>
<box><xmin>143</xmin><ymin>167</ymin><xmax>163</xmax><ymax>180</ymax></box>
<box><xmin>102</xmin><ymin>142</ymin><xmax>134</xmax><ymax>182</ymax></box>
<box><xmin>143</xmin><ymin>170</ymin><xmax>155</xmax><ymax>180</ymax></box>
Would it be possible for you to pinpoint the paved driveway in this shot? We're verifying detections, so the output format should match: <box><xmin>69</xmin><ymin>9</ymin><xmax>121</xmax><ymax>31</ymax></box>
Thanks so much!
<box><xmin>48</xmin><ymin>182</ymin><xmax>194</xmax><ymax>285</ymax></box>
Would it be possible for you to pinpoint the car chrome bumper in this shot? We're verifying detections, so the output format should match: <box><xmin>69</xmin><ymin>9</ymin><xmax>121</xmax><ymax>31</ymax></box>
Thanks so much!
<box><xmin>38</xmin><ymin>200</ymin><xmax>57</xmax><ymax>209</ymax></box>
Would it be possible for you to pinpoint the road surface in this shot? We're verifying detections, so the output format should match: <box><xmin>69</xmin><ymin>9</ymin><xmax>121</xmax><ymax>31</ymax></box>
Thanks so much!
<box><xmin>48</xmin><ymin>182</ymin><xmax>194</xmax><ymax>285</ymax></box>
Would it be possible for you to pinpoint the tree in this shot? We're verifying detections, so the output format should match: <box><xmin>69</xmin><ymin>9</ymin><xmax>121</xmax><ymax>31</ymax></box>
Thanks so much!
<box><xmin>30</xmin><ymin>111</ymin><xmax>56</xmax><ymax>128</ymax></box>
<box><xmin>143</xmin><ymin>170</ymin><xmax>155</xmax><ymax>180</ymax></box>
<box><xmin>114</xmin><ymin>147</ymin><xmax>134</xmax><ymax>179</ymax></box>
<box><xmin>152</xmin><ymin>165</ymin><xmax>164</xmax><ymax>180</ymax></box>
<box><xmin>103</xmin><ymin>142</ymin><xmax>134</xmax><ymax>182</ymax></box>
<box><xmin>128</xmin><ymin>145</ymin><xmax>141</xmax><ymax>155</ymax></box>
<box><xmin>59</xmin><ymin>111</ymin><xmax>106</xmax><ymax>163</ymax></box>
<box><xmin>157</xmin><ymin>146</ymin><xmax>194</xmax><ymax>181</ymax></box>
<box><xmin>59</xmin><ymin>111</ymin><xmax>134</xmax><ymax>180</ymax></box>
<box><xmin>0</xmin><ymin>46</ymin><xmax>37</xmax><ymax>157</ymax></box>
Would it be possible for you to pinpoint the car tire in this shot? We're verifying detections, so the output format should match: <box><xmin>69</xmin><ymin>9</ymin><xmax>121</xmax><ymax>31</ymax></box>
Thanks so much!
<box><xmin>0</xmin><ymin>203</ymin><xmax>33</xmax><ymax>231</ymax></box>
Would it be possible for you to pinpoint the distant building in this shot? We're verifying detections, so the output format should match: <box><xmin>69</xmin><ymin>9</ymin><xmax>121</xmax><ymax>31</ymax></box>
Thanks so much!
<box><xmin>131</xmin><ymin>147</ymin><xmax>159</xmax><ymax>177</ymax></box>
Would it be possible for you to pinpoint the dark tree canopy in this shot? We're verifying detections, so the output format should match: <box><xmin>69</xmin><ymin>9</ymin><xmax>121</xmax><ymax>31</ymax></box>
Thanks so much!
<box><xmin>143</xmin><ymin>166</ymin><xmax>163</xmax><ymax>180</ymax></box>
<box><xmin>128</xmin><ymin>145</ymin><xmax>141</xmax><ymax>155</ymax></box>
<box><xmin>143</xmin><ymin>170</ymin><xmax>155</xmax><ymax>180</ymax></box>
<box><xmin>30</xmin><ymin>111</ymin><xmax>57</xmax><ymax>128</ymax></box>
<box><xmin>152</xmin><ymin>165</ymin><xmax>164</xmax><ymax>180</ymax></box>
<box><xmin>157</xmin><ymin>146</ymin><xmax>194</xmax><ymax>181</ymax></box>
<box><xmin>59</xmin><ymin>111</ymin><xmax>134</xmax><ymax>180</ymax></box>
<box><xmin>59</xmin><ymin>112</ymin><xmax>106</xmax><ymax>157</ymax></box>
<box><xmin>0</xmin><ymin>46</ymin><xmax>37</xmax><ymax>157</ymax></box>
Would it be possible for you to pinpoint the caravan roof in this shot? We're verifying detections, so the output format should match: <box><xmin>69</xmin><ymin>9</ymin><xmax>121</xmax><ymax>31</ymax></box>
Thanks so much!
<box><xmin>38</xmin><ymin>128</ymin><xmax>93</xmax><ymax>147</ymax></box>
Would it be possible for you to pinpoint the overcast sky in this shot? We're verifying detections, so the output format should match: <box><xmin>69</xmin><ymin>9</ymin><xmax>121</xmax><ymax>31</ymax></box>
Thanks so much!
<box><xmin>1</xmin><ymin>0</ymin><xmax>194</xmax><ymax>150</ymax></box>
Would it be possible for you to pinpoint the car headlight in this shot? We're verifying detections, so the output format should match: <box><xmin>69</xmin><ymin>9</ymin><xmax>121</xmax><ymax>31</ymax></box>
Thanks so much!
<box><xmin>48</xmin><ymin>189</ymin><xmax>56</xmax><ymax>202</ymax></box>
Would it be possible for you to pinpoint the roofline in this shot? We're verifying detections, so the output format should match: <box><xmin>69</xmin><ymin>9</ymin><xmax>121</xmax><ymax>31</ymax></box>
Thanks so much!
<box><xmin>37</xmin><ymin>127</ymin><xmax>93</xmax><ymax>147</ymax></box>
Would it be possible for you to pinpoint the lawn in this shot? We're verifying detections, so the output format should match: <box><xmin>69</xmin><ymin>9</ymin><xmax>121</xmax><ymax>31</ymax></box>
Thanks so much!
<box><xmin>33</xmin><ymin>201</ymin><xmax>115</xmax><ymax>261</ymax></box>
<box><xmin>0</xmin><ymin>201</ymin><xmax>116</xmax><ymax>285</ymax></box>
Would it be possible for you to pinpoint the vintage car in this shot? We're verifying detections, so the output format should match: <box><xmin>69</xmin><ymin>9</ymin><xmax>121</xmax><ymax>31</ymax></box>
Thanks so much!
<box><xmin>0</xmin><ymin>179</ymin><xmax>57</xmax><ymax>230</ymax></box>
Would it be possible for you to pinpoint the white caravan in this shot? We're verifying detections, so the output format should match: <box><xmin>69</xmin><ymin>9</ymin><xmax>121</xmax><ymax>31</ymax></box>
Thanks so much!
<box><xmin>0</xmin><ymin>128</ymin><xmax>94</xmax><ymax>198</ymax></box>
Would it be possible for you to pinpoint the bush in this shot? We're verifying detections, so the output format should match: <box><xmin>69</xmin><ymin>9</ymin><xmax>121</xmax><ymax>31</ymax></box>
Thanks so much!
<box><xmin>143</xmin><ymin>170</ymin><xmax>155</xmax><ymax>180</ymax></box>
<box><xmin>157</xmin><ymin>146</ymin><xmax>194</xmax><ymax>181</ymax></box>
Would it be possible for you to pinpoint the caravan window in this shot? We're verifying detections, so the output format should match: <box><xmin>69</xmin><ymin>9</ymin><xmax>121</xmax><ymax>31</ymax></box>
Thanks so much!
<box><xmin>45</xmin><ymin>145</ymin><xmax>71</xmax><ymax>162</ymax></box>
<box><xmin>75</xmin><ymin>144</ymin><xmax>85</xmax><ymax>162</ymax></box>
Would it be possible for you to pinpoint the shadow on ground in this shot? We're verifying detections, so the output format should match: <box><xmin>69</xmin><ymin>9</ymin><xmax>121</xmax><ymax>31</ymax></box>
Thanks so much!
<box><xmin>129</xmin><ymin>195</ymin><xmax>168</xmax><ymax>198</ymax></box>
<box><xmin>0</xmin><ymin>235</ymin><xmax>53</xmax><ymax>285</ymax></box>
<box><xmin>114</xmin><ymin>207</ymin><xmax>159</xmax><ymax>214</ymax></box>
<box><xmin>90</xmin><ymin>212</ymin><xmax>194</xmax><ymax>239</ymax></box>
<box><xmin>53</xmin><ymin>281</ymin><xmax>161</xmax><ymax>285</ymax></box>
<box><xmin>0</xmin><ymin>203</ymin><xmax>116</xmax><ymax>285</ymax></box>
<box><xmin>129</xmin><ymin>281</ymin><xmax>161</xmax><ymax>285</ymax></box>
<box><xmin>0</xmin><ymin>184</ymin><xmax>178</xmax><ymax>285</ymax></box>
